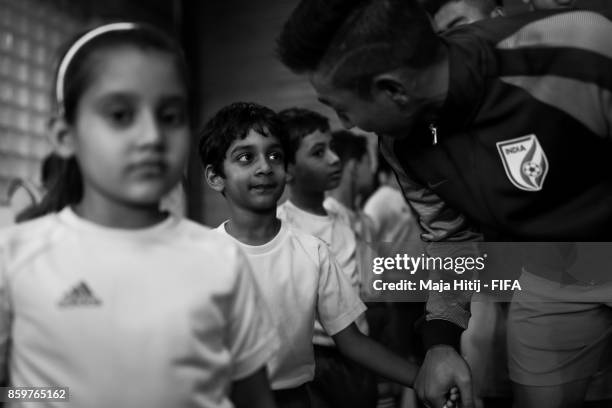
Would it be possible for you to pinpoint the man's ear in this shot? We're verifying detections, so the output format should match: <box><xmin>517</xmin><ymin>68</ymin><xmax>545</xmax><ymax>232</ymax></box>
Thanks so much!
<box><xmin>204</xmin><ymin>164</ymin><xmax>225</xmax><ymax>193</ymax></box>
<box><xmin>490</xmin><ymin>6</ymin><xmax>504</xmax><ymax>18</ymax></box>
<box><xmin>372</xmin><ymin>72</ymin><xmax>411</xmax><ymax>106</ymax></box>
<box><xmin>48</xmin><ymin>116</ymin><xmax>76</xmax><ymax>158</ymax></box>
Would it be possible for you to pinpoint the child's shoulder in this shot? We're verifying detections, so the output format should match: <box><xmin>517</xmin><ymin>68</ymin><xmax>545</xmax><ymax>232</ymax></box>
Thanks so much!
<box><xmin>0</xmin><ymin>213</ymin><xmax>60</xmax><ymax>249</ymax></box>
<box><xmin>135</xmin><ymin>217</ymin><xmax>252</xmax><ymax>285</ymax></box>
<box><xmin>172</xmin><ymin>217</ymin><xmax>212</xmax><ymax>238</ymax></box>
<box><xmin>278</xmin><ymin>200</ymin><xmax>337</xmax><ymax>227</ymax></box>
<box><xmin>281</xmin><ymin>222</ymin><xmax>333</xmax><ymax>263</ymax></box>
<box><xmin>283</xmin><ymin>222</ymin><xmax>323</xmax><ymax>246</ymax></box>
<box><xmin>0</xmin><ymin>213</ymin><xmax>61</xmax><ymax>270</ymax></box>
<box><xmin>173</xmin><ymin>218</ymin><xmax>245</xmax><ymax>256</ymax></box>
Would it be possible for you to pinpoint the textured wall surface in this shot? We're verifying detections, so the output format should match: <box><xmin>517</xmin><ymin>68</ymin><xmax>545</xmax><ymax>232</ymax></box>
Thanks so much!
<box><xmin>0</xmin><ymin>0</ymin><xmax>177</xmax><ymax>209</ymax></box>
<box><xmin>0</xmin><ymin>0</ymin><xmax>78</xmax><ymax>204</ymax></box>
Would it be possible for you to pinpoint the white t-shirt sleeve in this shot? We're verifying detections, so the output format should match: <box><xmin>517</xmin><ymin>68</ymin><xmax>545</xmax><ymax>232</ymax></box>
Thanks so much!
<box><xmin>364</xmin><ymin>189</ymin><xmax>392</xmax><ymax>242</ymax></box>
<box><xmin>227</xmin><ymin>248</ymin><xmax>279</xmax><ymax>380</ymax></box>
<box><xmin>0</xmin><ymin>245</ymin><xmax>9</xmax><ymax>385</ymax></box>
<box><xmin>316</xmin><ymin>242</ymin><xmax>367</xmax><ymax>336</ymax></box>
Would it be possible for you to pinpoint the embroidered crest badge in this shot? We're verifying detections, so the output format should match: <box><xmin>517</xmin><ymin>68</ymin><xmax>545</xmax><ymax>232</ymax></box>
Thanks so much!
<box><xmin>496</xmin><ymin>134</ymin><xmax>548</xmax><ymax>192</ymax></box>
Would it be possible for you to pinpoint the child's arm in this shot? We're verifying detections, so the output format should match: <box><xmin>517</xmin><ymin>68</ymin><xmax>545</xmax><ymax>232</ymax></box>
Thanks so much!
<box><xmin>333</xmin><ymin>322</ymin><xmax>418</xmax><ymax>387</ymax></box>
<box><xmin>230</xmin><ymin>367</ymin><xmax>277</xmax><ymax>408</ymax></box>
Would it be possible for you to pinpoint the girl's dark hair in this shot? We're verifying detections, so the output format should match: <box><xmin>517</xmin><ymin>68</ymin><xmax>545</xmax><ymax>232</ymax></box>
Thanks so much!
<box><xmin>16</xmin><ymin>157</ymin><xmax>82</xmax><ymax>223</ymax></box>
<box><xmin>34</xmin><ymin>23</ymin><xmax>188</xmax><ymax>219</ymax></box>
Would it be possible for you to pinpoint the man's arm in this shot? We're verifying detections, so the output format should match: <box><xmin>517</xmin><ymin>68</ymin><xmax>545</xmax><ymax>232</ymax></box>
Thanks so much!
<box><xmin>379</xmin><ymin>137</ymin><xmax>480</xmax><ymax>408</ymax></box>
<box><xmin>415</xmin><ymin>344</ymin><xmax>474</xmax><ymax>408</ymax></box>
<box><xmin>421</xmin><ymin>240</ymin><xmax>480</xmax><ymax>349</ymax></box>
<box><xmin>380</xmin><ymin>136</ymin><xmax>481</xmax><ymax>346</ymax></box>
<box><xmin>402</xmin><ymin>192</ymin><xmax>479</xmax><ymax>408</ymax></box>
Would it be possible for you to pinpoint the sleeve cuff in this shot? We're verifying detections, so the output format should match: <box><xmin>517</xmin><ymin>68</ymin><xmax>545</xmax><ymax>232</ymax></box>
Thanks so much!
<box><xmin>421</xmin><ymin>319</ymin><xmax>463</xmax><ymax>351</ymax></box>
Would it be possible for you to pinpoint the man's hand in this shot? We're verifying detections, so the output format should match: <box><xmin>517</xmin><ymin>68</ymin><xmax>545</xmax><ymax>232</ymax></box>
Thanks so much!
<box><xmin>414</xmin><ymin>345</ymin><xmax>474</xmax><ymax>408</ymax></box>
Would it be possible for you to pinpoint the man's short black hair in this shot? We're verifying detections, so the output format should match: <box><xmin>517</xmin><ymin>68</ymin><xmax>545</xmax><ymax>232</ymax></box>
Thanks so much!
<box><xmin>277</xmin><ymin>0</ymin><xmax>442</xmax><ymax>96</ymax></box>
<box><xmin>198</xmin><ymin>102</ymin><xmax>288</xmax><ymax>176</ymax></box>
<box><xmin>277</xmin><ymin>108</ymin><xmax>331</xmax><ymax>163</ymax></box>
<box><xmin>331</xmin><ymin>130</ymin><xmax>369</xmax><ymax>164</ymax></box>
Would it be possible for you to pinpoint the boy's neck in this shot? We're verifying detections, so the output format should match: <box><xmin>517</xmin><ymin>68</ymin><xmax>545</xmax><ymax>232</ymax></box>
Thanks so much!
<box><xmin>75</xmin><ymin>191</ymin><xmax>166</xmax><ymax>229</ymax></box>
<box><xmin>225</xmin><ymin>207</ymin><xmax>281</xmax><ymax>246</ymax></box>
<box><xmin>288</xmin><ymin>186</ymin><xmax>327</xmax><ymax>216</ymax></box>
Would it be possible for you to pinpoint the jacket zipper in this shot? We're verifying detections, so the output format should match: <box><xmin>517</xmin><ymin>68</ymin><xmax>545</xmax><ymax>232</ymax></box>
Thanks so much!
<box><xmin>429</xmin><ymin>123</ymin><xmax>438</xmax><ymax>145</ymax></box>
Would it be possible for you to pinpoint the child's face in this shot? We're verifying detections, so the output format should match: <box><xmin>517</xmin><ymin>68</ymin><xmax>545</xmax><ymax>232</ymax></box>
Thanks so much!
<box><xmin>69</xmin><ymin>47</ymin><xmax>189</xmax><ymax>207</ymax></box>
<box><xmin>290</xmin><ymin>130</ymin><xmax>342</xmax><ymax>193</ymax></box>
<box><xmin>221</xmin><ymin>129</ymin><xmax>286</xmax><ymax>212</ymax></box>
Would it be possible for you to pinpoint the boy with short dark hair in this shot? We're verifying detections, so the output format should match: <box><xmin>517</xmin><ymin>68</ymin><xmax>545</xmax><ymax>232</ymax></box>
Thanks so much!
<box><xmin>199</xmin><ymin>102</ymin><xmax>457</xmax><ymax>408</ymax></box>
<box><xmin>276</xmin><ymin>109</ymin><xmax>363</xmax><ymax>302</ymax></box>
<box><xmin>275</xmin><ymin>108</ymin><xmax>378</xmax><ymax>408</ymax></box>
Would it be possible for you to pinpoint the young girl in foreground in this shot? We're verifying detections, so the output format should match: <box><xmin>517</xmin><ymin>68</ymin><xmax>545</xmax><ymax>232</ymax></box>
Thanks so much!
<box><xmin>0</xmin><ymin>23</ymin><xmax>278</xmax><ymax>408</ymax></box>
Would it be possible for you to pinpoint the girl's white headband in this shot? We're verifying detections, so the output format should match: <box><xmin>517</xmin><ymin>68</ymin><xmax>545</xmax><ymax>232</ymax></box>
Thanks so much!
<box><xmin>55</xmin><ymin>22</ymin><xmax>138</xmax><ymax>116</ymax></box>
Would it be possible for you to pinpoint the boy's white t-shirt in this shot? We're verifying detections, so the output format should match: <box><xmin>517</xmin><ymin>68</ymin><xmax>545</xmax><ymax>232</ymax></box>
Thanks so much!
<box><xmin>215</xmin><ymin>221</ymin><xmax>366</xmax><ymax>390</ymax></box>
<box><xmin>0</xmin><ymin>207</ymin><xmax>278</xmax><ymax>408</ymax></box>
<box><xmin>277</xmin><ymin>200</ymin><xmax>368</xmax><ymax>345</ymax></box>
<box><xmin>323</xmin><ymin>197</ymin><xmax>379</xmax><ymax>300</ymax></box>
<box><xmin>363</xmin><ymin>185</ymin><xmax>424</xmax><ymax>258</ymax></box>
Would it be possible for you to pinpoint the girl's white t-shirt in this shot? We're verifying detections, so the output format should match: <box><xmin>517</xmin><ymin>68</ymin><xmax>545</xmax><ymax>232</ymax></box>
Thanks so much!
<box><xmin>0</xmin><ymin>207</ymin><xmax>278</xmax><ymax>408</ymax></box>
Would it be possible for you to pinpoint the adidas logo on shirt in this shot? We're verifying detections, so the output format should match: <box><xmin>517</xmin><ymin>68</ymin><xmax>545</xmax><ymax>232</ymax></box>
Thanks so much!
<box><xmin>58</xmin><ymin>281</ymin><xmax>102</xmax><ymax>307</ymax></box>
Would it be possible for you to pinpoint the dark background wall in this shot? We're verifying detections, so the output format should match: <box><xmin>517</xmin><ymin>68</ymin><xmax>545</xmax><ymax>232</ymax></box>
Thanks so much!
<box><xmin>0</xmin><ymin>0</ymin><xmax>180</xmax><ymax>207</ymax></box>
